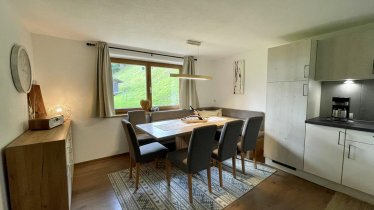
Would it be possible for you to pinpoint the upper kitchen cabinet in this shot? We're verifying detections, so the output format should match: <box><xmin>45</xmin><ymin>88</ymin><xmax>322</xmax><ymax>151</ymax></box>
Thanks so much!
<box><xmin>267</xmin><ymin>39</ymin><xmax>316</xmax><ymax>82</ymax></box>
<box><xmin>316</xmin><ymin>28</ymin><xmax>374</xmax><ymax>81</ymax></box>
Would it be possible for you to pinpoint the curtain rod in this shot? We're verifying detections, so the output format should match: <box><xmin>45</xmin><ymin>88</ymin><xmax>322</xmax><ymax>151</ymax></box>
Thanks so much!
<box><xmin>86</xmin><ymin>43</ymin><xmax>197</xmax><ymax>61</ymax></box>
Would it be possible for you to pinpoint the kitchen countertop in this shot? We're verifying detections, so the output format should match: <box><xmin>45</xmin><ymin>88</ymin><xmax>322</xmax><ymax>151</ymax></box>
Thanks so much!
<box><xmin>305</xmin><ymin>117</ymin><xmax>374</xmax><ymax>133</ymax></box>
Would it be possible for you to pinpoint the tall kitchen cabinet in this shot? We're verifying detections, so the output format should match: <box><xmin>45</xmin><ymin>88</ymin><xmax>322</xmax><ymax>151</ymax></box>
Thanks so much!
<box><xmin>264</xmin><ymin>39</ymin><xmax>319</xmax><ymax>169</ymax></box>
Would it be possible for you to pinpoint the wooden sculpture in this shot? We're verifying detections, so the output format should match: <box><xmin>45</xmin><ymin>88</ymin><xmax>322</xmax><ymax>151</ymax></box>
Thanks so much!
<box><xmin>27</xmin><ymin>84</ymin><xmax>47</xmax><ymax>119</ymax></box>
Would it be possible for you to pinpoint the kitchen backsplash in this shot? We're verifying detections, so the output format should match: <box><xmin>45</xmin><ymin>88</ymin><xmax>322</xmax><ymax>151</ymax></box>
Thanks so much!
<box><xmin>320</xmin><ymin>80</ymin><xmax>374</xmax><ymax>121</ymax></box>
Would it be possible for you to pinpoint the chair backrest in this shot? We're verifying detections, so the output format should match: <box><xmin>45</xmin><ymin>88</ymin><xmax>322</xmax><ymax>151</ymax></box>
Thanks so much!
<box><xmin>128</xmin><ymin>110</ymin><xmax>147</xmax><ymax>133</ymax></box>
<box><xmin>240</xmin><ymin>116</ymin><xmax>264</xmax><ymax>152</ymax></box>
<box><xmin>218</xmin><ymin>120</ymin><xmax>244</xmax><ymax>161</ymax></box>
<box><xmin>187</xmin><ymin>125</ymin><xmax>217</xmax><ymax>173</ymax></box>
<box><xmin>121</xmin><ymin>119</ymin><xmax>141</xmax><ymax>162</ymax></box>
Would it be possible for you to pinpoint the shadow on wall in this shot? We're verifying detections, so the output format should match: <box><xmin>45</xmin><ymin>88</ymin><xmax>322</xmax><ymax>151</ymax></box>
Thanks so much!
<box><xmin>279</xmin><ymin>15</ymin><xmax>374</xmax><ymax>42</ymax></box>
<box><xmin>91</xmin><ymin>63</ymin><xmax>98</xmax><ymax>118</ymax></box>
<box><xmin>116</xmin><ymin>119</ymin><xmax>127</xmax><ymax>155</ymax></box>
<box><xmin>70</xmin><ymin>117</ymin><xmax>127</xmax><ymax>163</ymax></box>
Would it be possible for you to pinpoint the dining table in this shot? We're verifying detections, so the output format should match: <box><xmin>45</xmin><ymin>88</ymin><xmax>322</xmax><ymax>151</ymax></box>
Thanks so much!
<box><xmin>136</xmin><ymin>116</ymin><xmax>239</xmax><ymax>149</ymax></box>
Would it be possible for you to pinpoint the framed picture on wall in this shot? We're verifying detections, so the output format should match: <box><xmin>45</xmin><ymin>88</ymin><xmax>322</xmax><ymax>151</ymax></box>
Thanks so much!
<box><xmin>233</xmin><ymin>60</ymin><xmax>244</xmax><ymax>94</ymax></box>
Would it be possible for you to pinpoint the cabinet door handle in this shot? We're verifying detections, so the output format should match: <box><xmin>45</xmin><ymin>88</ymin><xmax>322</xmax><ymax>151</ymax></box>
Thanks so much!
<box><xmin>372</xmin><ymin>59</ymin><xmax>374</xmax><ymax>74</ymax></box>
<box><xmin>338</xmin><ymin>131</ymin><xmax>344</xmax><ymax>145</ymax></box>
<box><xmin>304</xmin><ymin>65</ymin><xmax>310</xmax><ymax>78</ymax></box>
<box><xmin>303</xmin><ymin>84</ymin><xmax>308</xmax><ymax>96</ymax></box>
<box><xmin>348</xmin><ymin>144</ymin><xmax>353</xmax><ymax>159</ymax></box>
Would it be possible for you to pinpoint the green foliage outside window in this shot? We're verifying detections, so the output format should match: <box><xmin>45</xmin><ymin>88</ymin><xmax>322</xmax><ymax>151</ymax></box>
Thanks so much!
<box><xmin>111</xmin><ymin>63</ymin><xmax>179</xmax><ymax>109</ymax></box>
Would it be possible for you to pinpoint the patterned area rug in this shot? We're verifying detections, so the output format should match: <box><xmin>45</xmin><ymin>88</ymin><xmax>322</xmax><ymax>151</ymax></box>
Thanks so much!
<box><xmin>108</xmin><ymin>157</ymin><xmax>276</xmax><ymax>210</ymax></box>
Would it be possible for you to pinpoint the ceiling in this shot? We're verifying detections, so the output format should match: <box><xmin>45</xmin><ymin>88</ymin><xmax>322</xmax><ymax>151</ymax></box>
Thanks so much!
<box><xmin>9</xmin><ymin>0</ymin><xmax>374</xmax><ymax>59</ymax></box>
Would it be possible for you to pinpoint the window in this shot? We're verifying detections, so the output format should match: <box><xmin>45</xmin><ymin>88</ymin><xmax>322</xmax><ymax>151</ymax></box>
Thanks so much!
<box><xmin>111</xmin><ymin>58</ymin><xmax>181</xmax><ymax>114</ymax></box>
<box><xmin>151</xmin><ymin>66</ymin><xmax>180</xmax><ymax>107</ymax></box>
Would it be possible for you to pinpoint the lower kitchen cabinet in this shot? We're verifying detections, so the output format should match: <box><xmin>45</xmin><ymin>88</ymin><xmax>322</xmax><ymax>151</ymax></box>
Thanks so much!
<box><xmin>342</xmin><ymin>129</ymin><xmax>374</xmax><ymax>195</ymax></box>
<box><xmin>304</xmin><ymin>124</ymin><xmax>345</xmax><ymax>183</ymax></box>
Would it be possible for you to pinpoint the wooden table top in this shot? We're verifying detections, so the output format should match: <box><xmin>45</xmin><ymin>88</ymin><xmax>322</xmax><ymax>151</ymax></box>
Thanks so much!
<box><xmin>136</xmin><ymin>116</ymin><xmax>238</xmax><ymax>139</ymax></box>
<box><xmin>7</xmin><ymin>120</ymin><xmax>71</xmax><ymax>148</ymax></box>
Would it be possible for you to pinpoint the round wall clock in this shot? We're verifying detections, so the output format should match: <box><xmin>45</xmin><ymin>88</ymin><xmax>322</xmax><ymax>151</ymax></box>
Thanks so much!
<box><xmin>10</xmin><ymin>44</ymin><xmax>32</xmax><ymax>93</ymax></box>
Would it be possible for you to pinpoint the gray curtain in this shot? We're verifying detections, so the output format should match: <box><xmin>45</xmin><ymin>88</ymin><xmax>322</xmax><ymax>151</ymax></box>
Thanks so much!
<box><xmin>180</xmin><ymin>56</ymin><xmax>199</xmax><ymax>109</ymax></box>
<box><xmin>97</xmin><ymin>42</ymin><xmax>115</xmax><ymax>117</ymax></box>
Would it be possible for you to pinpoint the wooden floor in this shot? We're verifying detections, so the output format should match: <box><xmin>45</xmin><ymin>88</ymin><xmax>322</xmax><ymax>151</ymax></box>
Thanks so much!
<box><xmin>71</xmin><ymin>154</ymin><xmax>369</xmax><ymax>210</ymax></box>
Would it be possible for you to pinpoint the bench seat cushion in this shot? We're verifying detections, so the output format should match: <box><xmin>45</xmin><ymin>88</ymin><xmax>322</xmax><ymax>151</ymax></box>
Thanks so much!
<box><xmin>150</xmin><ymin>109</ymin><xmax>192</xmax><ymax>122</ymax></box>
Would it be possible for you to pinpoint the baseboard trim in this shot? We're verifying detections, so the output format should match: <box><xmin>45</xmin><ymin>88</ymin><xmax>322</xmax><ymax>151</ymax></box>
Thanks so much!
<box><xmin>265</xmin><ymin>158</ymin><xmax>374</xmax><ymax>205</ymax></box>
<box><xmin>74</xmin><ymin>153</ymin><xmax>129</xmax><ymax>167</ymax></box>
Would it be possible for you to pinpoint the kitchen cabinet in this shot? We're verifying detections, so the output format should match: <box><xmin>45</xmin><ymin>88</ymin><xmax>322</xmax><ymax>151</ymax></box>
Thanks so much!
<box><xmin>267</xmin><ymin>39</ymin><xmax>313</xmax><ymax>82</ymax></box>
<box><xmin>342</xmin><ymin>129</ymin><xmax>374</xmax><ymax>195</ymax></box>
<box><xmin>264</xmin><ymin>81</ymin><xmax>308</xmax><ymax>169</ymax></box>
<box><xmin>304</xmin><ymin>124</ymin><xmax>345</xmax><ymax>183</ymax></box>
<box><xmin>315</xmin><ymin>28</ymin><xmax>374</xmax><ymax>81</ymax></box>
<box><xmin>265</xmin><ymin>39</ymin><xmax>318</xmax><ymax>170</ymax></box>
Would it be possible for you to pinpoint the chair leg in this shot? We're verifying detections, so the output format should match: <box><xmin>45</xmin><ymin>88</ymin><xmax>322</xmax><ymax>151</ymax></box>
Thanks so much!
<box><xmin>253</xmin><ymin>149</ymin><xmax>257</xmax><ymax>169</ymax></box>
<box><xmin>232</xmin><ymin>156</ymin><xmax>236</xmax><ymax>179</ymax></box>
<box><xmin>135</xmin><ymin>163</ymin><xmax>140</xmax><ymax>190</ymax></box>
<box><xmin>240</xmin><ymin>152</ymin><xmax>246</xmax><ymax>175</ymax></box>
<box><xmin>218</xmin><ymin>161</ymin><xmax>223</xmax><ymax>187</ymax></box>
<box><xmin>129</xmin><ymin>157</ymin><xmax>133</xmax><ymax>179</ymax></box>
<box><xmin>166</xmin><ymin>160</ymin><xmax>171</xmax><ymax>187</ymax></box>
<box><xmin>207</xmin><ymin>166</ymin><xmax>212</xmax><ymax>193</ymax></box>
<box><xmin>188</xmin><ymin>174</ymin><xmax>193</xmax><ymax>203</ymax></box>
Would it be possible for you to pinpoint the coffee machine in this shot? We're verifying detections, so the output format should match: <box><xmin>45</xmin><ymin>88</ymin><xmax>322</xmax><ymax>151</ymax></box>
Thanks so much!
<box><xmin>331</xmin><ymin>97</ymin><xmax>350</xmax><ymax>121</ymax></box>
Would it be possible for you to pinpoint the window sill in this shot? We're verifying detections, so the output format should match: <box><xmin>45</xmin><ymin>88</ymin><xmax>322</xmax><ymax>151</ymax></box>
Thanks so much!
<box><xmin>111</xmin><ymin>113</ymin><xmax>128</xmax><ymax>118</ymax></box>
<box><xmin>114</xmin><ymin>106</ymin><xmax>180</xmax><ymax>115</ymax></box>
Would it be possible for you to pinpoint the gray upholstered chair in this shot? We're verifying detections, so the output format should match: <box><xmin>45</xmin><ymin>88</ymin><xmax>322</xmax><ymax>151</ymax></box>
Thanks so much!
<box><xmin>128</xmin><ymin>110</ymin><xmax>147</xmax><ymax>130</ymax></box>
<box><xmin>128</xmin><ymin>110</ymin><xmax>156</xmax><ymax>146</ymax></box>
<box><xmin>166</xmin><ymin>125</ymin><xmax>217</xmax><ymax>203</ymax></box>
<box><xmin>121</xmin><ymin>119</ymin><xmax>168</xmax><ymax>190</ymax></box>
<box><xmin>129</xmin><ymin>110</ymin><xmax>178</xmax><ymax>151</ymax></box>
<box><xmin>237</xmin><ymin>116</ymin><xmax>263</xmax><ymax>174</ymax></box>
<box><xmin>211</xmin><ymin>120</ymin><xmax>243</xmax><ymax>187</ymax></box>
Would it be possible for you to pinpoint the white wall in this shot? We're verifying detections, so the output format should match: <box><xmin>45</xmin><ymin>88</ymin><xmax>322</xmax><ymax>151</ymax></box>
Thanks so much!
<box><xmin>31</xmin><ymin>34</ymin><xmax>218</xmax><ymax>164</ymax></box>
<box><xmin>195</xmin><ymin>59</ymin><xmax>216</xmax><ymax>107</ymax></box>
<box><xmin>207</xmin><ymin>47</ymin><xmax>268</xmax><ymax>112</ymax></box>
<box><xmin>32</xmin><ymin>34</ymin><xmax>127</xmax><ymax>163</ymax></box>
<box><xmin>0</xmin><ymin>0</ymin><xmax>34</xmax><ymax>209</ymax></box>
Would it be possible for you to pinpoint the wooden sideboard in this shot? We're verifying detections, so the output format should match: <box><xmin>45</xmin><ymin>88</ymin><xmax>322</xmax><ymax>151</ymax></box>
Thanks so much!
<box><xmin>5</xmin><ymin>120</ymin><xmax>74</xmax><ymax>210</ymax></box>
